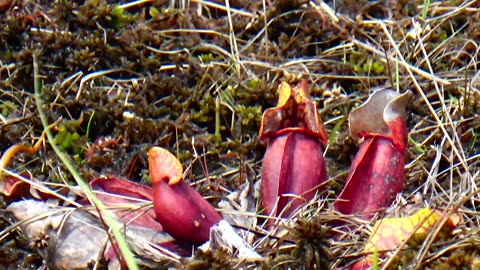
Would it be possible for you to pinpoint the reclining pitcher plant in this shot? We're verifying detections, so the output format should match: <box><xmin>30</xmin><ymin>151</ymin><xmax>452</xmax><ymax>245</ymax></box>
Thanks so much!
<box><xmin>259</xmin><ymin>80</ymin><xmax>328</xmax><ymax>220</ymax></box>
<box><xmin>148</xmin><ymin>146</ymin><xmax>222</xmax><ymax>245</ymax></box>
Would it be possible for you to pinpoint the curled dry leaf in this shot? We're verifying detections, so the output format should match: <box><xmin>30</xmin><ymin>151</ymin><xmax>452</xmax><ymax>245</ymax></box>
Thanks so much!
<box><xmin>0</xmin><ymin>172</ymin><xmax>68</xmax><ymax>201</ymax></box>
<box><xmin>351</xmin><ymin>207</ymin><xmax>460</xmax><ymax>270</ymax></box>
<box><xmin>334</xmin><ymin>89</ymin><xmax>412</xmax><ymax>218</ymax></box>
<box><xmin>148</xmin><ymin>146</ymin><xmax>222</xmax><ymax>245</ymax></box>
<box><xmin>217</xmin><ymin>181</ymin><xmax>257</xmax><ymax>245</ymax></box>
<box><xmin>259</xmin><ymin>80</ymin><xmax>328</xmax><ymax>220</ymax></box>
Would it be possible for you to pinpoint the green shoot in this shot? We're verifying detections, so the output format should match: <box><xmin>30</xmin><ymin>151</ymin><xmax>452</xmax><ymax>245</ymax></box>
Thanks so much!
<box><xmin>33</xmin><ymin>53</ymin><xmax>139</xmax><ymax>270</ymax></box>
<box><xmin>86</xmin><ymin>111</ymin><xmax>95</xmax><ymax>142</ymax></box>
<box><xmin>328</xmin><ymin>117</ymin><xmax>345</xmax><ymax>146</ymax></box>
<box><xmin>372</xmin><ymin>248</ymin><xmax>379</xmax><ymax>270</ymax></box>
<box><xmin>408</xmin><ymin>135</ymin><xmax>425</xmax><ymax>154</ymax></box>
<box><xmin>422</xmin><ymin>0</ymin><xmax>430</xmax><ymax>20</ymax></box>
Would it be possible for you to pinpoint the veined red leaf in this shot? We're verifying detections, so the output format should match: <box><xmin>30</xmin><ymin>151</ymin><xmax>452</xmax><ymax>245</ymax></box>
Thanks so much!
<box><xmin>260</xmin><ymin>81</ymin><xmax>328</xmax><ymax>221</ymax></box>
<box><xmin>334</xmin><ymin>90</ymin><xmax>412</xmax><ymax>218</ymax></box>
<box><xmin>88</xmin><ymin>177</ymin><xmax>162</xmax><ymax>231</ymax></box>
<box><xmin>148</xmin><ymin>147</ymin><xmax>221</xmax><ymax>245</ymax></box>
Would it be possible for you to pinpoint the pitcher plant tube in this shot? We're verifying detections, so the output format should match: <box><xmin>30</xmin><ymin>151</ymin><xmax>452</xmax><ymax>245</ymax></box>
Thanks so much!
<box><xmin>148</xmin><ymin>146</ymin><xmax>222</xmax><ymax>245</ymax></box>
<box><xmin>259</xmin><ymin>80</ymin><xmax>328</xmax><ymax>221</ymax></box>
<box><xmin>334</xmin><ymin>89</ymin><xmax>412</xmax><ymax>219</ymax></box>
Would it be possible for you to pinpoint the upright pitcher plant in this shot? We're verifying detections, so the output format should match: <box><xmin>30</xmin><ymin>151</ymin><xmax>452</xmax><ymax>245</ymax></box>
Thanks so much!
<box><xmin>259</xmin><ymin>80</ymin><xmax>328</xmax><ymax>220</ymax></box>
<box><xmin>334</xmin><ymin>89</ymin><xmax>412</xmax><ymax>218</ymax></box>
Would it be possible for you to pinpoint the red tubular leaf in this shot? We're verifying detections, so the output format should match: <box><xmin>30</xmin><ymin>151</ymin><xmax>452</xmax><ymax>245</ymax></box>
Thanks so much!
<box><xmin>335</xmin><ymin>89</ymin><xmax>411</xmax><ymax>218</ymax></box>
<box><xmin>387</xmin><ymin>116</ymin><xmax>408</xmax><ymax>152</ymax></box>
<box><xmin>260</xmin><ymin>81</ymin><xmax>327</xmax><ymax>221</ymax></box>
<box><xmin>334</xmin><ymin>136</ymin><xmax>405</xmax><ymax>218</ymax></box>
<box><xmin>148</xmin><ymin>147</ymin><xmax>222</xmax><ymax>245</ymax></box>
<box><xmin>152</xmin><ymin>180</ymin><xmax>222</xmax><ymax>245</ymax></box>
<box><xmin>261</xmin><ymin>132</ymin><xmax>327</xmax><ymax>218</ymax></box>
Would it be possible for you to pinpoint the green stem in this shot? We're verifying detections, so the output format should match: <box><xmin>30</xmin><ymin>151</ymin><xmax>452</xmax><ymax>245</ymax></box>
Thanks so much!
<box><xmin>214</xmin><ymin>95</ymin><xmax>221</xmax><ymax>142</ymax></box>
<box><xmin>372</xmin><ymin>248</ymin><xmax>379</xmax><ymax>270</ymax></box>
<box><xmin>33</xmin><ymin>54</ymin><xmax>139</xmax><ymax>270</ymax></box>
<box><xmin>85</xmin><ymin>111</ymin><xmax>95</xmax><ymax>142</ymax></box>
<box><xmin>408</xmin><ymin>135</ymin><xmax>425</xmax><ymax>154</ymax></box>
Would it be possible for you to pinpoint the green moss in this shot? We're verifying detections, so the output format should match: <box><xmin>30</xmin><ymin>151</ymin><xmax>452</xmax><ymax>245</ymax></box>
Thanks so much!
<box><xmin>353</xmin><ymin>64</ymin><xmax>362</xmax><ymax>72</ymax></box>
<box><xmin>372</xmin><ymin>61</ymin><xmax>385</xmax><ymax>74</ymax></box>
<box><xmin>0</xmin><ymin>100</ymin><xmax>17</xmax><ymax>117</ymax></box>
<box><xmin>198</xmin><ymin>53</ymin><xmax>214</xmax><ymax>63</ymax></box>
<box><xmin>237</xmin><ymin>105</ymin><xmax>262</xmax><ymax>130</ymax></box>
<box><xmin>149</xmin><ymin>7</ymin><xmax>160</xmax><ymax>17</ymax></box>
<box><xmin>111</xmin><ymin>6</ymin><xmax>135</xmax><ymax>29</ymax></box>
<box><xmin>348</xmin><ymin>51</ymin><xmax>386</xmax><ymax>75</ymax></box>
<box><xmin>245</xmin><ymin>78</ymin><xmax>261</xmax><ymax>90</ymax></box>
<box><xmin>53</xmin><ymin>120</ymin><xmax>85</xmax><ymax>159</ymax></box>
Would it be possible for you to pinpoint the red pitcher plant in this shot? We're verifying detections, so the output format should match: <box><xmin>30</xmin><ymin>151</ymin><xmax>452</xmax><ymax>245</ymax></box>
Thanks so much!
<box><xmin>259</xmin><ymin>80</ymin><xmax>328</xmax><ymax>222</ymax></box>
<box><xmin>334</xmin><ymin>89</ymin><xmax>412</xmax><ymax>218</ymax></box>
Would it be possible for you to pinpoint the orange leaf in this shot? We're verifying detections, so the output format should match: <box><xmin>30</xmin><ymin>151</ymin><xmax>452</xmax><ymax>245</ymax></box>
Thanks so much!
<box><xmin>352</xmin><ymin>208</ymin><xmax>460</xmax><ymax>269</ymax></box>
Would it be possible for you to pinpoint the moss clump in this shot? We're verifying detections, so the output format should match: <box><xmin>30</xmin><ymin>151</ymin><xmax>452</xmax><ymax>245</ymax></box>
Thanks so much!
<box><xmin>53</xmin><ymin>120</ymin><xmax>85</xmax><ymax>160</ymax></box>
<box><xmin>424</xmin><ymin>245</ymin><xmax>480</xmax><ymax>269</ymax></box>
<box><xmin>350</xmin><ymin>52</ymin><xmax>385</xmax><ymax>75</ymax></box>
<box><xmin>0</xmin><ymin>100</ymin><xmax>18</xmax><ymax>117</ymax></box>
